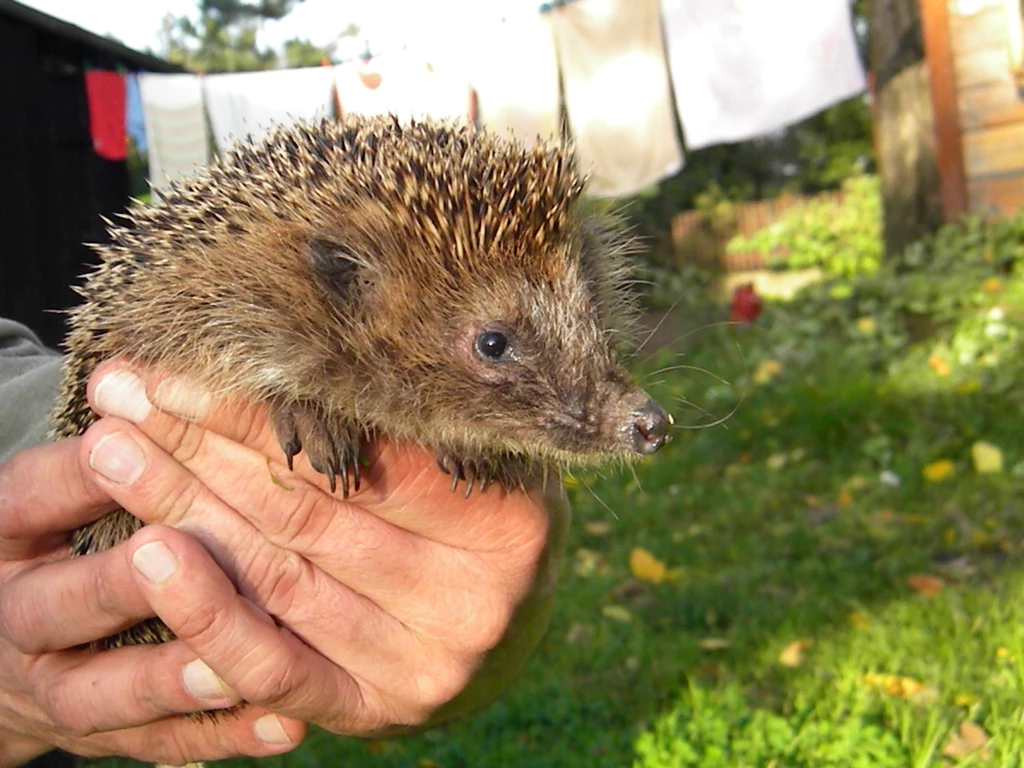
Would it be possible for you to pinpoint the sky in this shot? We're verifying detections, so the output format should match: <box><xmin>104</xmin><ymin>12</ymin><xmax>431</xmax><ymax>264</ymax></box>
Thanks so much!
<box><xmin>16</xmin><ymin>0</ymin><xmax>534</xmax><ymax>62</ymax></box>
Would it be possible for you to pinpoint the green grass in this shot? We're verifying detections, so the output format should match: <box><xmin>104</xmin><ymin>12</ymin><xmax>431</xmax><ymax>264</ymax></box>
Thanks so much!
<box><xmin>90</xmin><ymin>257</ymin><xmax>1024</xmax><ymax>767</ymax></box>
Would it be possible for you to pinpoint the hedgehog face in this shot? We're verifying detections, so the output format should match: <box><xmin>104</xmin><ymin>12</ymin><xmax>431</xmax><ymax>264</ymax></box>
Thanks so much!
<box><xmin>310</xmin><ymin>224</ymin><xmax>668</xmax><ymax>468</ymax></box>
<box><xmin>438</xmin><ymin>266</ymin><xmax>669</xmax><ymax>466</ymax></box>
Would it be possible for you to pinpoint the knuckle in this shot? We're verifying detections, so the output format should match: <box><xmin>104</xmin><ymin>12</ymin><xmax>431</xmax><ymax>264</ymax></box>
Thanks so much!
<box><xmin>0</xmin><ymin>580</ymin><xmax>42</xmax><ymax>653</ymax></box>
<box><xmin>153</xmin><ymin>476</ymin><xmax>204</xmax><ymax>527</ymax></box>
<box><xmin>167</xmin><ymin>588</ymin><xmax>226</xmax><ymax>642</ymax></box>
<box><xmin>89</xmin><ymin>562</ymin><xmax>128</xmax><ymax>623</ymax></box>
<box><xmin>0</xmin><ymin>457</ymin><xmax>31</xmax><ymax>539</ymax></box>
<box><xmin>245</xmin><ymin>548</ymin><xmax>309</xmax><ymax>617</ymax></box>
<box><xmin>341</xmin><ymin>691</ymin><xmax>394</xmax><ymax>735</ymax></box>
<box><xmin>238</xmin><ymin>403</ymin><xmax>270</xmax><ymax>448</ymax></box>
<box><xmin>128</xmin><ymin>657</ymin><xmax>170</xmax><ymax>717</ymax></box>
<box><xmin>43</xmin><ymin>678</ymin><xmax>96</xmax><ymax>737</ymax></box>
<box><xmin>266</xmin><ymin>490</ymin><xmax>332</xmax><ymax>550</ymax></box>
<box><xmin>462</xmin><ymin>606</ymin><xmax>513</xmax><ymax>656</ymax></box>
<box><xmin>446</xmin><ymin>588</ymin><xmax>514</xmax><ymax>656</ymax></box>
<box><xmin>241</xmin><ymin>652</ymin><xmax>304</xmax><ymax>707</ymax></box>
<box><xmin>161</xmin><ymin>417</ymin><xmax>206</xmax><ymax>465</ymax></box>
<box><xmin>410</xmin><ymin>666</ymin><xmax>471</xmax><ymax>715</ymax></box>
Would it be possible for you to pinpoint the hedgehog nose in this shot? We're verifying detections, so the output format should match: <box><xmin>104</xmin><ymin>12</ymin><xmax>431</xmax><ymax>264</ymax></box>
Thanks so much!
<box><xmin>630</xmin><ymin>398</ymin><xmax>669</xmax><ymax>455</ymax></box>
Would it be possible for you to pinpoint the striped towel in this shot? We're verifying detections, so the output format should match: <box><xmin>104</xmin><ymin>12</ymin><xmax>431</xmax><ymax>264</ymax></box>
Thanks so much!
<box><xmin>137</xmin><ymin>73</ymin><xmax>209</xmax><ymax>193</ymax></box>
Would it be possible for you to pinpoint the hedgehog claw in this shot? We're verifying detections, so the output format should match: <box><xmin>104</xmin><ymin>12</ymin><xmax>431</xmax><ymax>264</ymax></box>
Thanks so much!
<box><xmin>270</xmin><ymin>402</ymin><xmax>363</xmax><ymax>497</ymax></box>
<box><xmin>338</xmin><ymin>461</ymin><xmax>349</xmax><ymax>499</ymax></box>
<box><xmin>438</xmin><ymin>454</ymin><xmax>501</xmax><ymax>497</ymax></box>
<box><xmin>326</xmin><ymin>463</ymin><xmax>337</xmax><ymax>495</ymax></box>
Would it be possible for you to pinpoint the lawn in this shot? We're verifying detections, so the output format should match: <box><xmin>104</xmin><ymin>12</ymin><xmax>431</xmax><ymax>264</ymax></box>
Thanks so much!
<box><xmin>90</xmin><ymin>215</ymin><xmax>1024</xmax><ymax>767</ymax></box>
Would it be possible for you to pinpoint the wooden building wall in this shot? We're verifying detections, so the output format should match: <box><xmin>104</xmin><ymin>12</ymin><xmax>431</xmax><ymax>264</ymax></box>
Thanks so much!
<box><xmin>0</xmin><ymin>1</ymin><xmax>180</xmax><ymax>348</ymax></box>
<box><xmin>949</xmin><ymin>0</ymin><xmax>1024</xmax><ymax>216</ymax></box>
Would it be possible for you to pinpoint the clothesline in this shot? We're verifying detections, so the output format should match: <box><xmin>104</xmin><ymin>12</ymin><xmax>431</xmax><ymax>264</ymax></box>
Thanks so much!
<box><xmin>83</xmin><ymin>0</ymin><xmax>865</xmax><ymax>200</ymax></box>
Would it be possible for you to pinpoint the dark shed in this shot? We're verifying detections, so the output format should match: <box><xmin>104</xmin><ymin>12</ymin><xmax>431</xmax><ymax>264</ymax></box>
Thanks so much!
<box><xmin>0</xmin><ymin>0</ymin><xmax>182</xmax><ymax>347</ymax></box>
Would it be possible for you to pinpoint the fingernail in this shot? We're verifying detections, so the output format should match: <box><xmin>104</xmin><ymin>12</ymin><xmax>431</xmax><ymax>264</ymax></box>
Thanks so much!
<box><xmin>131</xmin><ymin>541</ymin><xmax>178</xmax><ymax>584</ymax></box>
<box><xmin>94</xmin><ymin>370</ymin><xmax>152</xmax><ymax>423</ymax></box>
<box><xmin>254</xmin><ymin>714</ymin><xmax>293</xmax><ymax>745</ymax></box>
<box><xmin>182</xmin><ymin>659</ymin><xmax>239</xmax><ymax>703</ymax></box>
<box><xmin>153</xmin><ymin>376</ymin><xmax>212</xmax><ymax>422</ymax></box>
<box><xmin>89</xmin><ymin>432</ymin><xmax>146</xmax><ymax>485</ymax></box>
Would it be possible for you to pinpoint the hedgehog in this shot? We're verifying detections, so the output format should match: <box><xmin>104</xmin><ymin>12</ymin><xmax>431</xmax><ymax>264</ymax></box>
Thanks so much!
<box><xmin>51</xmin><ymin>114</ymin><xmax>669</xmax><ymax>647</ymax></box>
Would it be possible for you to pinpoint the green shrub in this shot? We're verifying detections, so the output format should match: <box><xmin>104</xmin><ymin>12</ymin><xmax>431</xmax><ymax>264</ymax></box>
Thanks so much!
<box><xmin>752</xmin><ymin>209</ymin><xmax>1024</xmax><ymax>388</ymax></box>
<box><xmin>727</xmin><ymin>175</ymin><xmax>883</xmax><ymax>279</ymax></box>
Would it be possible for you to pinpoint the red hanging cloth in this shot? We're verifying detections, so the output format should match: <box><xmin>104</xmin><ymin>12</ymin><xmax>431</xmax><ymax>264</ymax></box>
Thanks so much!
<box><xmin>84</xmin><ymin>70</ymin><xmax>127</xmax><ymax>161</ymax></box>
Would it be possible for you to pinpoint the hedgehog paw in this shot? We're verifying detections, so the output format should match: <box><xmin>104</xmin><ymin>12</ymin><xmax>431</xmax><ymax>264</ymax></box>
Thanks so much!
<box><xmin>436</xmin><ymin>454</ymin><xmax>529</xmax><ymax>497</ymax></box>
<box><xmin>437</xmin><ymin>454</ymin><xmax>492</xmax><ymax>497</ymax></box>
<box><xmin>271</xmin><ymin>404</ymin><xmax>363</xmax><ymax>498</ymax></box>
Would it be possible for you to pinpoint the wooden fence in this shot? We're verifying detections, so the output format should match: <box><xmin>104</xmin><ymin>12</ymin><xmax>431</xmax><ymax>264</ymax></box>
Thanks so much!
<box><xmin>670</xmin><ymin>189</ymin><xmax>846</xmax><ymax>272</ymax></box>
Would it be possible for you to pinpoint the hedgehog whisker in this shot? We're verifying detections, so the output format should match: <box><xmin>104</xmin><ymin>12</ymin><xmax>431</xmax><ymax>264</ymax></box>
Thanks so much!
<box><xmin>642</xmin><ymin>363</ymin><xmax>732</xmax><ymax>387</ymax></box>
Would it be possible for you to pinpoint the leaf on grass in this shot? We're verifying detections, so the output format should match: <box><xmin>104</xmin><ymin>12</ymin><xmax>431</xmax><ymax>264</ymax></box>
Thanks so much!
<box><xmin>849</xmin><ymin>611</ymin><xmax>870</xmax><ymax>629</ymax></box>
<box><xmin>844</xmin><ymin>475</ymin><xmax>868</xmax><ymax>491</ymax></box>
<box><xmin>873</xmin><ymin>509</ymin><xmax>899</xmax><ymax>524</ymax></box>
<box><xmin>766</xmin><ymin>453</ymin><xmax>787</xmax><ymax>470</ymax></box>
<box><xmin>601</xmin><ymin>605</ymin><xmax>633</xmax><ymax>623</ymax></box>
<box><xmin>836</xmin><ymin>488</ymin><xmax>854</xmax><ymax>509</ymax></box>
<box><xmin>418</xmin><ymin>759</ymin><xmax>440</xmax><ymax>768</ymax></box>
<box><xmin>856</xmin><ymin>316</ymin><xmax>877</xmax><ymax>334</ymax></box>
<box><xmin>928</xmin><ymin>353</ymin><xmax>951</xmax><ymax>377</ymax></box>
<box><xmin>565</xmin><ymin>622</ymin><xmax>593</xmax><ymax>645</ymax></box>
<box><xmin>910</xmin><ymin>685</ymin><xmax>940</xmax><ymax>706</ymax></box>
<box><xmin>996</xmin><ymin>647</ymin><xmax>1016</xmax><ymax>661</ymax></box>
<box><xmin>753</xmin><ymin>359</ymin><xmax>783</xmax><ymax>385</ymax></box>
<box><xmin>906</xmin><ymin>574</ymin><xmax>944</xmax><ymax>598</ymax></box>
<box><xmin>954</xmin><ymin>378</ymin><xmax>981</xmax><ymax>394</ymax></box>
<box><xmin>699</xmin><ymin>637</ymin><xmax>730</xmax><ymax>650</ymax></box>
<box><xmin>583</xmin><ymin>521</ymin><xmax>612</xmax><ymax>536</ymax></box>
<box><xmin>954</xmin><ymin>693</ymin><xmax>981</xmax><ymax>707</ymax></box>
<box><xmin>982</xmin><ymin>277</ymin><xmax>1003</xmax><ymax>293</ymax></box>
<box><xmin>923</xmin><ymin>459</ymin><xmax>956</xmax><ymax>482</ymax></box>
<box><xmin>864</xmin><ymin>673</ymin><xmax>926</xmax><ymax>697</ymax></box>
<box><xmin>942</xmin><ymin>721</ymin><xmax>990</xmax><ymax>759</ymax></box>
<box><xmin>629</xmin><ymin>547</ymin><xmax>667</xmax><ymax>584</ymax></box>
<box><xmin>778</xmin><ymin>639</ymin><xmax>813</xmax><ymax>667</ymax></box>
<box><xmin>971</xmin><ymin>441</ymin><xmax>1004</xmax><ymax>474</ymax></box>
<box><xmin>573</xmin><ymin>548</ymin><xmax>604</xmax><ymax>578</ymax></box>
<box><xmin>879</xmin><ymin>470</ymin><xmax>902</xmax><ymax>487</ymax></box>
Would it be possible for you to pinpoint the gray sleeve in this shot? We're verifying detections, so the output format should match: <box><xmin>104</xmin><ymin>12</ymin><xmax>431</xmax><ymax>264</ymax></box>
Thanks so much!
<box><xmin>0</xmin><ymin>318</ymin><xmax>64</xmax><ymax>463</ymax></box>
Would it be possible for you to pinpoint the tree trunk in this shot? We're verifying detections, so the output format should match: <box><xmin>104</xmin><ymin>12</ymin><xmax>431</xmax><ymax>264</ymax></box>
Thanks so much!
<box><xmin>869</xmin><ymin>0</ymin><xmax>945</xmax><ymax>256</ymax></box>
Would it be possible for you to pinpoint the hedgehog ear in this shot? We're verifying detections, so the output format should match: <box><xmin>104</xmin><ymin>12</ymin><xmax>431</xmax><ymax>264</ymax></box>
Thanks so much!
<box><xmin>308</xmin><ymin>237</ymin><xmax>371</xmax><ymax>301</ymax></box>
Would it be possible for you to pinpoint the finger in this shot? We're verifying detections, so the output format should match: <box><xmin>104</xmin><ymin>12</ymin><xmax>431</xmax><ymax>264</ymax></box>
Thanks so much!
<box><xmin>87</xmin><ymin>361</ymin><xmax>549</xmax><ymax>545</ymax></box>
<box><xmin>87</xmin><ymin>361</ymin><xmax>549</xmax><ymax>549</ymax></box>
<box><xmin>88</xmin><ymin>359</ymin><xmax>281</xmax><ymax>469</ymax></box>
<box><xmin>79</xmin><ymin>421</ymin><xmax>449</xmax><ymax>717</ymax></box>
<box><xmin>81</xmin><ymin>706</ymin><xmax>305</xmax><ymax>763</ymax></box>
<box><xmin>122</xmin><ymin>525</ymin><xmax>384</xmax><ymax>731</ymax></box>
<box><xmin>0</xmin><ymin>438</ymin><xmax>116</xmax><ymax>559</ymax></box>
<box><xmin>28</xmin><ymin>638</ymin><xmax>242</xmax><ymax>734</ymax></box>
<box><xmin>0</xmin><ymin>538</ymin><xmax>151</xmax><ymax>654</ymax></box>
<box><xmin>78</xmin><ymin>411</ymin><xmax>440</xmax><ymax>611</ymax></box>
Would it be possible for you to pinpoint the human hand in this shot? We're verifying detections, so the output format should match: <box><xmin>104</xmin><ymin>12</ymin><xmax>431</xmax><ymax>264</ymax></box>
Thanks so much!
<box><xmin>0</xmin><ymin>438</ymin><xmax>307</xmax><ymax>766</ymax></box>
<box><xmin>76</xmin><ymin>359</ymin><xmax>567</xmax><ymax>737</ymax></box>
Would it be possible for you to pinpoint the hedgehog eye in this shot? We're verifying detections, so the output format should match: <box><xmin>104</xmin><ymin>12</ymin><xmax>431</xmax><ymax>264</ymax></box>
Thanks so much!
<box><xmin>475</xmin><ymin>331</ymin><xmax>509</xmax><ymax>361</ymax></box>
